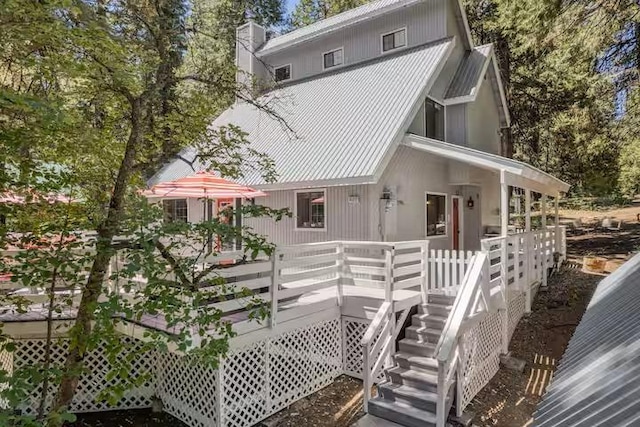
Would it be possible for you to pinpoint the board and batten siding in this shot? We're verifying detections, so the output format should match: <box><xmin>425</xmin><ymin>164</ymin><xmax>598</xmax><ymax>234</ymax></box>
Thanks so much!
<box><xmin>466</xmin><ymin>77</ymin><xmax>501</xmax><ymax>155</ymax></box>
<box><xmin>370</xmin><ymin>145</ymin><xmax>454</xmax><ymax>249</ymax></box>
<box><xmin>261</xmin><ymin>0</ymin><xmax>447</xmax><ymax>83</ymax></box>
<box><xmin>243</xmin><ymin>185</ymin><xmax>370</xmax><ymax>246</ymax></box>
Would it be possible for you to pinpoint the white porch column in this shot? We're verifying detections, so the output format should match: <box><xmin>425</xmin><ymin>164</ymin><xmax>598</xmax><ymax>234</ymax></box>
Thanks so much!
<box><xmin>500</xmin><ymin>171</ymin><xmax>509</xmax><ymax>353</ymax></box>
<box><xmin>554</xmin><ymin>193</ymin><xmax>560</xmax><ymax>255</ymax></box>
<box><xmin>500</xmin><ymin>171</ymin><xmax>509</xmax><ymax>237</ymax></box>
<box><xmin>525</xmin><ymin>189</ymin><xmax>532</xmax><ymax>232</ymax></box>
<box><xmin>541</xmin><ymin>193</ymin><xmax>548</xmax><ymax>287</ymax></box>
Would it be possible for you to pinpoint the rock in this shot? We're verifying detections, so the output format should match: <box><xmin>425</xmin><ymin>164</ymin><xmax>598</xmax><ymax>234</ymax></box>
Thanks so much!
<box><xmin>450</xmin><ymin>411</ymin><xmax>475</xmax><ymax>427</ymax></box>
<box><xmin>500</xmin><ymin>353</ymin><xmax>526</xmax><ymax>373</ymax></box>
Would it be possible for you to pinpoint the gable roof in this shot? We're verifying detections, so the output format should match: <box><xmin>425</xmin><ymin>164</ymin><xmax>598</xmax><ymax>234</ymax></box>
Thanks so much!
<box><xmin>444</xmin><ymin>44</ymin><xmax>511</xmax><ymax>127</ymax></box>
<box><xmin>151</xmin><ymin>39</ymin><xmax>454</xmax><ymax>189</ymax></box>
<box><xmin>534</xmin><ymin>252</ymin><xmax>640</xmax><ymax>426</ymax></box>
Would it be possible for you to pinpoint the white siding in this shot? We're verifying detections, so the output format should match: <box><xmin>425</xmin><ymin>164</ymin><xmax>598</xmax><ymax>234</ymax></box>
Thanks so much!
<box><xmin>370</xmin><ymin>145</ymin><xmax>454</xmax><ymax>249</ymax></box>
<box><xmin>466</xmin><ymin>77</ymin><xmax>501</xmax><ymax>154</ymax></box>
<box><xmin>244</xmin><ymin>185</ymin><xmax>370</xmax><ymax>245</ymax></box>
<box><xmin>446</xmin><ymin>104</ymin><xmax>467</xmax><ymax>145</ymax></box>
<box><xmin>261</xmin><ymin>0</ymin><xmax>447</xmax><ymax>83</ymax></box>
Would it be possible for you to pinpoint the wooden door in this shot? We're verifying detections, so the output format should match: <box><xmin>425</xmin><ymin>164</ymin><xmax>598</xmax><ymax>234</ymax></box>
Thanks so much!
<box><xmin>452</xmin><ymin>197</ymin><xmax>460</xmax><ymax>250</ymax></box>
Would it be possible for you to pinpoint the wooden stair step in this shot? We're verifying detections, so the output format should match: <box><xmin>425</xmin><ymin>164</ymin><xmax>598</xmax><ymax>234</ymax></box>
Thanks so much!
<box><xmin>399</xmin><ymin>338</ymin><xmax>436</xmax><ymax>357</ymax></box>
<box><xmin>405</xmin><ymin>325</ymin><xmax>442</xmax><ymax>342</ymax></box>
<box><xmin>411</xmin><ymin>313</ymin><xmax>448</xmax><ymax>329</ymax></box>
<box><xmin>378</xmin><ymin>382</ymin><xmax>439</xmax><ymax>412</ymax></box>
<box><xmin>394</xmin><ymin>351</ymin><xmax>439</xmax><ymax>373</ymax></box>
<box><xmin>387</xmin><ymin>366</ymin><xmax>438</xmax><ymax>392</ymax></box>
<box><xmin>428</xmin><ymin>293</ymin><xmax>456</xmax><ymax>305</ymax></box>
<box><xmin>368</xmin><ymin>397</ymin><xmax>437</xmax><ymax>427</ymax></box>
<box><xmin>418</xmin><ymin>303</ymin><xmax>453</xmax><ymax>316</ymax></box>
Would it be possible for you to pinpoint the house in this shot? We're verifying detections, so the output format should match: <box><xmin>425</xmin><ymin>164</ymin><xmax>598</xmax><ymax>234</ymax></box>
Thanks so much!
<box><xmin>534</xmin><ymin>252</ymin><xmax>640</xmax><ymax>427</ymax></box>
<box><xmin>150</xmin><ymin>0</ymin><xmax>568</xmax><ymax>252</ymax></box>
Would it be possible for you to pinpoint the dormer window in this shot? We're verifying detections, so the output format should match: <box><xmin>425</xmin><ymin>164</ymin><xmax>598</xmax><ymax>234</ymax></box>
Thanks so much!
<box><xmin>382</xmin><ymin>28</ymin><xmax>406</xmax><ymax>52</ymax></box>
<box><xmin>323</xmin><ymin>48</ymin><xmax>344</xmax><ymax>70</ymax></box>
<box><xmin>274</xmin><ymin>64</ymin><xmax>291</xmax><ymax>82</ymax></box>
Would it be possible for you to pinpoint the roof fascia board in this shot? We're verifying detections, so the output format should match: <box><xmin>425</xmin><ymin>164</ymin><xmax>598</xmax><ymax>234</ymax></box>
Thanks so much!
<box><xmin>257</xmin><ymin>0</ymin><xmax>424</xmax><ymax>57</ymax></box>
<box><xmin>490</xmin><ymin>49</ymin><xmax>511</xmax><ymax>127</ymax></box>
<box><xmin>455</xmin><ymin>0</ymin><xmax>474</xmax><ymax>49</ymax></box>
<box><xmin>403</xmin><ymin>133</ymin><xmax>570</xmax><ymax>193</ymax></box>
<box><xmin>371</xmin><ymin>37</ymin><xmax>457</xmax><ymax>183</ymax></box>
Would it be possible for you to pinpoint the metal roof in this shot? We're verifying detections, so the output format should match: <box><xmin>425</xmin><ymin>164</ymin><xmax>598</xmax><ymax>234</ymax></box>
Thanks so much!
<box><xmin>151</xmin><ymin>39</ymin><xmax>454</xmax><ymax>189</ymax></box>
<box><xmin>403</xmin><ymin>134</ymin><xmax>570</xmax><ymax>194</ymax></box>
<box><xmin>258</xmin><ymin>0</ymin><xmax>424</xmax><ymax>55</ymax></box>
<box><xmin>534</xmin><ymin>253</ymin><xmax>640</xmax><ymax>427</ymax></box>
<box><xmin>445</xmin><ymin>44</ymin><xmax>492</xmax><ymax>100</ymax></box>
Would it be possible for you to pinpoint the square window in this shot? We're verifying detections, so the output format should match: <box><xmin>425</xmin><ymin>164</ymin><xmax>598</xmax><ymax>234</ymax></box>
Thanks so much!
<box><xmin>296</xmin><ymin>191</ymin><xmax>325</xmax><ymax>229</ymax></box>
<box><xmin>382</xmin><ymin>28</ymin><xmax>406</xmax><ymax>52</ymax></box>
<box><xmin>163</xmin><ymin>199</ymin><xmax>188</xmax><ymax>223</ymax></box>
<box><xmin>323</xmin><ymin>48</ymin><xmax>344</xmax><ymax>69</ymax></box>
<box><xmin>426</xmin><ymin>193</ymin><xmax>446</xmax><ymax>236</ymax></box>
<box><xmin>274</xmin><ymin>64</ymin><xmax>291</xmax><ymax>82</ymax></box>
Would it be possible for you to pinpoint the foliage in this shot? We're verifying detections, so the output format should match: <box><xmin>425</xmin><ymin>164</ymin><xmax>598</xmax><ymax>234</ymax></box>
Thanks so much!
<box><xmin>0</xmin><ymin>0</ymin><xmax>288</xmax><ymax>425</ymax></box>
<box><xmin>286</xmin><ymin>0</ymin><xmax>368</xmax><ymax>30</ymax></box>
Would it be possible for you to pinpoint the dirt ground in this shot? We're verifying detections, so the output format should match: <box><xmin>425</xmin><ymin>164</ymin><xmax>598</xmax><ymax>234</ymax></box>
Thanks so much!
<box><xmin>67</xmin><ymin>409</ymin><xmax>188</xmax><ymax>427</ymax></box>
<box><xmin>261</xmin><ymin>206</ymin><xmax>640</xmax><ymax>427</ymax></box>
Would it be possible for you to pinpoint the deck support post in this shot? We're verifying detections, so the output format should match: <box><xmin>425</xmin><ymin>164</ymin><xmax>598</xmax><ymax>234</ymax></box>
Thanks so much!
<box><xmin>270</xmin><ymin>251</ymin><xmax>280</xmax><ymax>328</ymax></box>
<box><xmin>336</xmin><ymin>242</ymin><xmax>344</xmax><ymax>307</ymax></box>
<box><xmin>541</xmin><ymin>194</ymin><xmax>548</xmax><ymax>288</ymax></box>
<box><xmin>500</xmin><ymin>171</ymin><xmax>509</xmax><ymax>354</ymax></box>
<box><xmin>524</xmin><ymin>189</ymin><xmax>532</xmax><ymax>312</ymax></box>
<box><xmin>554</xmin><ymin>193</ymin><xmax>560</xmax><ymax>259</ymax></box>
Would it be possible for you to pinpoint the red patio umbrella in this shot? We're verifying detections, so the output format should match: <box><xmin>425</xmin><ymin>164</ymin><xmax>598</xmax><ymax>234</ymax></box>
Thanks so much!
<box><xmin>143</xmin><ymin>172</ymin><xmax>266</xmax><ymax>199</ymax></box>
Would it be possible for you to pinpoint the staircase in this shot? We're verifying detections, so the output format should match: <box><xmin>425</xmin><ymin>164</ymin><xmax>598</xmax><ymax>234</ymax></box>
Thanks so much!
<box><xmin>368</xmin><ymin>293</ymin><xmax>456</xmax><ymax>427</ymax></box>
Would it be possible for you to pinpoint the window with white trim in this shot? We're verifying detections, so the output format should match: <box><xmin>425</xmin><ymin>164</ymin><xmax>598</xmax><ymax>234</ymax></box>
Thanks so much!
<box><xmin>274</xmin><ymin>64</ymin><xmax>291</xmax><ymax>82</ymax></box>
<box><xmin>323</xmin><ymin>48</ymin><xmax>344</xmax><ymax>69</ymax></box>
<box><xmin>425</xmin><ymin>193</ymin><xmax>446</xmax><ymax>236</ymax></box>
<box><xmin>296</xmin><ymin>191</ymin><xmax>325</xmax><ymax>229</ymax></box>
<box><xmin>382</xmin><ymin>28</ymin><xmax>406</xmax><ymax>52</ymax></box>
<box><xmin>163</xmin><ymin>199</ymin><xmax>188</xmax><ymax>223</ymax></box>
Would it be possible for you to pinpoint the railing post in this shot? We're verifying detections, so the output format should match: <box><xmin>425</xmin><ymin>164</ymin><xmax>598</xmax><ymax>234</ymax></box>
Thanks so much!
<box><xmin>216</xmin><ymin>354</ymin><xmax>225</xmax><ymax>427</ymax></box>
<box><xmin>336</xmin><ymin>242</ymin><xmax>344</xmax><ymax>307</ymax></box>
<box><xmin>514</xmin><ymin>236</ymin><xmax>521</xmax><ymax>290</ymax></box>
<box><xmin>421</xmin><ymin>241</ymin><xmax>429</xmax><ymax>304</ymax></box>
<box><xmin>500</xmin><ymin>238</ymin><xmax>509</xmax><ymax>354</ymax></box>
<box><xmin>436</xmin><ymin>361</ymin><xmax>446</xmax><ymax>427</ymax></box>
<box><xmin>525</xmin><ymin>234</ymin><xmax>532</xmax><ymax>313</ymax></box>
<box><xmin>541</xmin><ymin>194</ymin><xmax>548</xmax><ymax>288</ymax></box>
<box><xmin>270</xmin><ymin>251</ymin><xmax>280</xmax><ymax>328</ymax></box>
<box><xmin>386</xmin><ymin>246</ymin><xmax>396</xmax><ymax>363</ymax></box>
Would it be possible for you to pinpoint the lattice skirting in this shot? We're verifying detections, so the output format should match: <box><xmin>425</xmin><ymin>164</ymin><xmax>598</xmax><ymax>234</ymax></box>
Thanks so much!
<box><xmin>11</xmin><ymin>337</ymin><xmax>155</xmax><ymax>415</ymax></box>
<box><xmin>459</xmin><ymin>311</ymin><xmax>503</xmax><ymax>410</ymax></box>
<box><xmin>342</xmin><ymin>317</ymin><xmax>386</xmax><ymax>383</ymax></box>
<box><xmin>508</xmin><ymin>291</ymin><xmax>527</xmax><ymax>340</ymax></box>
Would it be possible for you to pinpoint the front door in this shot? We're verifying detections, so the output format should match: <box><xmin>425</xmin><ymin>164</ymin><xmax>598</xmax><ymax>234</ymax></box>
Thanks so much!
<box><xmin>452</xmin><ymin>196</ymin><xmax>463</xmax><ymax>250</ymax></box>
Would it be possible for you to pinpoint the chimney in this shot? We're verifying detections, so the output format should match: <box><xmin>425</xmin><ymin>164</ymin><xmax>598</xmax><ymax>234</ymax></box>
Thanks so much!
<box><xmin>235</xmin><ymin>20</ymin><xmax>267</xmax><ymax>94</ymax></box>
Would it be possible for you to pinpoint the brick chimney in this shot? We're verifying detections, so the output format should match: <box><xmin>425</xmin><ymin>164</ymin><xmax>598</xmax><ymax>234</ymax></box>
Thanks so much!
<box><xmin>235</xmin><ymin>20</ymin><xmax>267</xmax><ymax>93</ymax></box>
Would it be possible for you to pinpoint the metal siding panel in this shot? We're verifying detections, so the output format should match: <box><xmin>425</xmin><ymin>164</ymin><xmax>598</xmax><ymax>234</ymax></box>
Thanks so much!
<box><xmin>149</xmin><ymin>39</ymin><xmax>453</xmax><ymax>188</ymax></box>
<box><xmin>534</xmin><ymin>252</ymin><xmax>640</xmax><ymax>427</ymax></box>
<box><xmin>263</xmin><ymin>0</ymin><xmax>447</xmax><ymax>82</ymax></box>
<box><xmin>446</xmin><ymin>103</ymin><xmax>467</xmax><ymax>145</ymax></box>
<box><xmin>466</xmin><ymin>78</ymin><xmax>501</xmax><ymax>154</ymax></box>
<box><xmin>243</xmin><ymin>185</ymin><xmax>370</xmax><ymax>245</ymax></box>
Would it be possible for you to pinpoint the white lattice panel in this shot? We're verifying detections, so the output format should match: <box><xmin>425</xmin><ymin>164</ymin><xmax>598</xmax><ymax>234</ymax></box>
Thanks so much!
<box><xmin>0</xmin><ymin>345</ymin><xmax>13</xmax><ymax>409</ymax></box>
<box><xmin>222</xmin><ymin>341</ymin><xmax>268</xmax><ymax>427</ymax></box>
<box><xmin>155</xmin><ymin>351</ymin><xmax>218</xmax><ymax>427</ymax></box>
<box><xmin>508</xmin><ymin>291</ymin><xmax>526</xmax><ymax>340</ymax></box>
<box><xmin>342</xmin><ymin>317</ymin><xmax>386</xmax><ymax>383</ymax></box>
<box><xmin>459</xmin><ymin>311</ymin><xmax>503</xmax><ymax>410</ymax></box>
<box><xmin>13</xmin><ymin>337</ymin><xmax>154</xmax><ymax>415</ymax></box>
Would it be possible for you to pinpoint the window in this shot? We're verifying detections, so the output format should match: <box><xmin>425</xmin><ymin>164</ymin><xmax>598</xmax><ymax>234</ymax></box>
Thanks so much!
<box><xmin>323</xmin><ymin>48</ymin><xmax>344</xmax><ymax>69</ymax></box>
<box><xmin>163</xmin><ymin>199</ymin><xmax>188</xmax><ymax>223</ymax></box>
<box><xmin>274</xmin><ymin>64</ymin><xmax>291</xmax><ymax>82</ymax></box>
<box><xmin>425</xmin><ymin>193</ymin><xmax>446</xmax><ymax>237</ymax></box>
<box><xmin>382</xmin><ymin>28</ymin><xmax>406</xmax><ymax>52</ymax></box>
<box><xmin>295</xmin><ymin>190</ymin><xmax>325</xmax><ymax>229</ymax></box>
<box><xmin>425</xmin><ymin>99</ymin><xmax>445</xmax><ymax>140</ymax></box>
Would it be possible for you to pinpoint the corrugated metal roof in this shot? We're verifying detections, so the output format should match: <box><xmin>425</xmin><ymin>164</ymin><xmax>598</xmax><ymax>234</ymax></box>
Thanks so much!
<box><xmin>445</xmin><ymin>44</ymin><xmax>492</xmax><ymax>100</ymax></box>
<box><xmin>151</xmin><ymin>39</ymin><xmax>453</xmax><ymax>188</ymax></box>
<box><xmin>534</xmin><ymin>252</ymin><xmax>640</xmax><ymax>426</ymax></box>
<box><xmin>258</xmin><ymin>0</ymin><xmax>424</xmax><ymax>55</ymax></box>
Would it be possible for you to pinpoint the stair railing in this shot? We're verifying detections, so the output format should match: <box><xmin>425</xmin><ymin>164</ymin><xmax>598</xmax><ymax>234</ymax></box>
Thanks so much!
<box><xmin>433</xmin><ymin>252</ymin><xmax>490</xmax><ymax>427</ymax></box>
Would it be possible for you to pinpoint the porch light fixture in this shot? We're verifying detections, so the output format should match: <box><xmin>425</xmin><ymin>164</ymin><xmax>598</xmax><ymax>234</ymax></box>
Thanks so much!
<box><xmin>467</xmin><ymin>196</ymin><xmax>474</xmax><ymax>209</ymax></box>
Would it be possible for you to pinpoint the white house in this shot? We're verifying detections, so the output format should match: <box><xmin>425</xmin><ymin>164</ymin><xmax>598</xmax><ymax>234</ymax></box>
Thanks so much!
<box><xmin>151</xmin><ymin>0</ymin><xmax>568</xmax><ymax>253</ymax></box>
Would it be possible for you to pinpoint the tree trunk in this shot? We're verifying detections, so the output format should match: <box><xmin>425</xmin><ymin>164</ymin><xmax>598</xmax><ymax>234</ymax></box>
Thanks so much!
<box><xmin>52</xmin><ymin>98</ymin><xmax>144</xmax><ymax>413</ymax></box>
<box><xmin>495</xmin><ymin>33</ymin><xmax>513</xmax><ymax>158</ymax></box>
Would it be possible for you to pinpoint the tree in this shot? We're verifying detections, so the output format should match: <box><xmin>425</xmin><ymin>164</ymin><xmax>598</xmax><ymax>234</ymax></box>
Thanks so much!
<box><xmin>287</xmin><ymin>0</ymin><xmax>369</xmax><ymax>30</ymax></box>
<box><xmin>0</xmin><ymin>0</ymin><xmax>288</xmax><ymax>424</ymax></box>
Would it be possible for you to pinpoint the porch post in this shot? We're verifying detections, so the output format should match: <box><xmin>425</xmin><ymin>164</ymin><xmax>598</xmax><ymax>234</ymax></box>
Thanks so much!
<box><xmin>554</xmin><ymin>193</ymin><xmax>560</xmax><ymax>256</ymax></box>
<box><xmin>500</xmin><ymin>171</ymin><xmax>509</xmax><ymax>237</ymax></box>
<box><xmin>500</xmin><ymin>171</ymin><xmax>509</xmax><ymax>353</ymax></box>
<box><xmin>541</xmin><ymin>193</ymin><xmax>548</xmax><ymax>287</ymax></box>
<box><xmin>525</xmin><ymin>189</ymin><xmax>531</xmax><ymax>232</ymax></box>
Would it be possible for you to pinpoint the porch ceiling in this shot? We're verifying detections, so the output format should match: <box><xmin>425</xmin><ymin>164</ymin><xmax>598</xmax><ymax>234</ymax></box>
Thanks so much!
<box><xmin>403</xmin><ymin>134</ymin><xmax>570</xmax><ymax>195</ymax></box>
